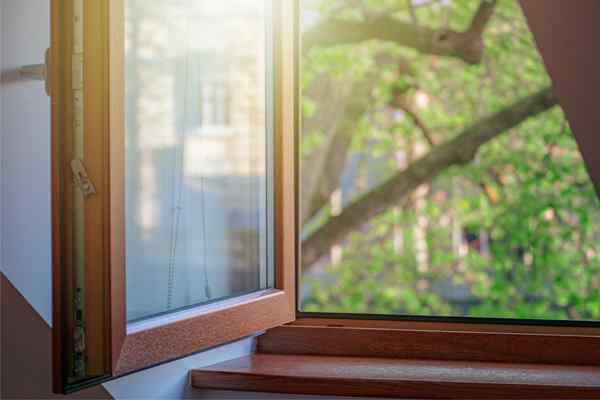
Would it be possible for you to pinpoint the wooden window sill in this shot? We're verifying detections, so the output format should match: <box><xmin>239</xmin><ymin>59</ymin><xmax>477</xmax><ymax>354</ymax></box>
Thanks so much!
<box><xmin>191</xmin><ymin>354</ymin><xmax>600</xmax><ymax>399</ymax></box>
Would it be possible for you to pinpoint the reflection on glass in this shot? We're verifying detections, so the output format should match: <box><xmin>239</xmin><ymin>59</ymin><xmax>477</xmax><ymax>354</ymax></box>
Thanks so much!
<box><xmin>125</xmin><ymin>0</ymin><xmax>273</xmax><ymax>322</ymax></box>
<box><xmin>299</xmin><ymin>0</ymin><xmax>600</xmax><ymax>321</ymax></box>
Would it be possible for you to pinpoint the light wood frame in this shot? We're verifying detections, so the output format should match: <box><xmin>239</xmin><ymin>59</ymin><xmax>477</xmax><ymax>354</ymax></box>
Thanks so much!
<box><xmin>51</xmin><ymin>0</ymin><xmax>600</xmax><ymax>396</ymax></box>
<box><xmin>52</xmin><ymin>0</ymin><xmax>297</xmax><ymax>393</ymax></box>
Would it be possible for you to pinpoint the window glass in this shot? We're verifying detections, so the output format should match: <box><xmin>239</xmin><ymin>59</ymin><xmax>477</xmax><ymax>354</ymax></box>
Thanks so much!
<box><xmin>125</xmin><ymin>0</ymin><xmax>274</xmax><ymax>322</ymax></box>
<box><xmin>299</xmin><ymin>0</ymin><xmax>600</xmax><ymax>322</ymax></box>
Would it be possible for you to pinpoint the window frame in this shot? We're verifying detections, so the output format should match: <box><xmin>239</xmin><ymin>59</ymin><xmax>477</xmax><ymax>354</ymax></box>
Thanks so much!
<box><xmin>51</xmin><ymin>0</ymin><xmax>297</xmax><ymax>393</ymax></box>
<box><xmin>290</xmin><ymin>0</ymin><xmax>600</xmax><ymax>370</ymax></box>
<box><xmin>50</xmin><ymin>0</ymin><xmax>600</xmax><ymax>395</ymax></box>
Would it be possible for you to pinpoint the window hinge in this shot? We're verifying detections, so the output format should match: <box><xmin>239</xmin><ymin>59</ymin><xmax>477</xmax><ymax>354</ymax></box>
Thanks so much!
<box><xmin>71</xmin><ymin>159</ymin><xmax>97</xmax><ymax>198</ymax></box>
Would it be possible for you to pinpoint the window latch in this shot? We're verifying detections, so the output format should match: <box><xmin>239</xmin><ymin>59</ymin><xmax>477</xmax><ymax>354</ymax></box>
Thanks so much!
<box><xmin>71</xmin><ymin>159</ymin><xmax>97</xmax><ymax>198</ymax></box>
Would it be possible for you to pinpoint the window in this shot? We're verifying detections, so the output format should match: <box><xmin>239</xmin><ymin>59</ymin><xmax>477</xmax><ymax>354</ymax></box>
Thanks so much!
<box><xmin>183</xmin><ymin>55</ymin><xmax>233</xmax><ymax>134</ymax></box>
<box><xmin>52</xmin><ymin>0</ymin><xmax>600</xmax><ymax>396</ymax></box>
<box><xmin>124</xmin><ymin>0</ymin><xmax>273</xmax><ymax>322</ymax></box>
<box><xmin>51</xmin><ymin>0</ymin><xmax>295</xmax><ymax>392</ymax></box>
<box><xmin>298</xmin><ymin>0</ymin><xmax>600</xmax><ymax>324</ymax></box>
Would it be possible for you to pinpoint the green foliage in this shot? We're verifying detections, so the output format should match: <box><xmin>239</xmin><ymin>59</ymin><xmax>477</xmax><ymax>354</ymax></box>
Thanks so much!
<box><xmin>300</xmin><ymin>0</ymin><xmax>600</xmax><ymax>321</ymax></box>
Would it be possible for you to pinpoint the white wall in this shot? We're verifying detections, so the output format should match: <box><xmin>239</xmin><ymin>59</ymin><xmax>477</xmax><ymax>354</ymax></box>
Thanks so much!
<box><xmin>1</xmin><ymin>0</ymin><xmax>53</xmax><ymax>326</ymax></box>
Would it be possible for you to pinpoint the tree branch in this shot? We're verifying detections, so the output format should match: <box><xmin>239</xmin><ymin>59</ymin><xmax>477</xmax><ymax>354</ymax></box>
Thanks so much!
<box><xmin>301</xmin><ymin>87</ymin><xmax>557</xmax><ymax>271</ymax></box>
<box><xmin>466</xmin><ymin>0</ymin><xmax>498</xmax><ymax>39</ymax></box>
<box><xmin>393</xmin><ymin>95</ymin><xmax>436</xmax><ymax>147</ymax></box>
<box><xmin>303</xmin><ymin>1</ymin><xmax>498</xmax><ymax>64</ymax></box>
<box><xmin>302</xmin><ymin>55</ymin><xmax>408</xmax><ymax>222</ymax></box>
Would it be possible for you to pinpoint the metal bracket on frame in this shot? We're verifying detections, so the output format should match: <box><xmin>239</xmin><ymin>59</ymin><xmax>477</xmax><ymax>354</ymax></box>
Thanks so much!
<box><xmin>70</xmin><ymin>159</ymin><xmax>97</xmax><ymax>198</ymax></box>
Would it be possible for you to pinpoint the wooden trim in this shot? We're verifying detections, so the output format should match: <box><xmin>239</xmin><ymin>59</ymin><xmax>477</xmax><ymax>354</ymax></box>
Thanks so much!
<box><xmin>259</xmin><ymin>325</ymin><xmax>600</xmax><ymax>366</ymax></box>
<box><xmin>274</xmin><ymin>0</ymin><xmax>298</xmax><ymax>317</ymax></box>
<box><xmin>291</xmin><ymin>316</ymin><xmax>600</xmax><ymax>335</ymax></box>
<box><xmin>115</xmin><ymin>291</ymin><xmax>292</xmax><ymax>375</ymax></box>
<box><xmin>52</xmin><ymin>0</ymin><xmax>113</xmax><ymax>391</ymax></box>
<box><xmin>107</xmin><ymin>0</ymin><xmax>126</xmax><ymax>374</ymax></box>
<box><xmin>51</xmin><ymin>0</ymin><xmax>66</xmax><ymax>392</ymax></box>
<box><xmin>191</xmin><ymin>354</ymin><xmax>600</xmax><ymax>399</ymax></box>
<box><xmin>83</xmin><ymin>0</ymin><xmax>110</xmax><ymax>376</ymax></box>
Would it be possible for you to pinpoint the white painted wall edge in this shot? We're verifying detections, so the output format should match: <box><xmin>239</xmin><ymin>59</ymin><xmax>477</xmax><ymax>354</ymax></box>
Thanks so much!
<box><xmin>1</xmin><ymin>0</ymin><xmax>53</xmax><ymax>327</ymax></box>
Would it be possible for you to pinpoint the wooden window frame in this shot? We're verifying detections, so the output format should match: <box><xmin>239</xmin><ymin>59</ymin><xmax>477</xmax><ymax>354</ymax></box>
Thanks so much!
<box><xmin>51</xmin><ymin>0</ymin><xmax>296</xmax><ymax>393</ymax></box>
<box><xmin>284</xmin><ymin>0</ymin><xmax>600</xmax><ymax>378</ymax></box>
<box><xmin>51</xmin><ymin>0</ymin><xmax>600</xmax><ymax>396</ymax></box>
<box><xmin>277</xmin><ymin>320</ymin><xmax>600</xmax><ymax>364</ymax></box>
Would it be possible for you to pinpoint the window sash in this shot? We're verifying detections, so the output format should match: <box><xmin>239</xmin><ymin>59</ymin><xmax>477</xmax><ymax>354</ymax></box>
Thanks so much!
<box><xmin>51</xmin><ymin>0</ymin><xmax>297</xmax><ymax>393</ymax></box>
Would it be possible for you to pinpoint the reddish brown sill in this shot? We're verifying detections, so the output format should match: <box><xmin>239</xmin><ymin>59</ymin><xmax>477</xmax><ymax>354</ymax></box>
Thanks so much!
<box><xmin>191</xmin><ymin>354</ymin><xmax>600</xmax><ymax>399</ymax></box>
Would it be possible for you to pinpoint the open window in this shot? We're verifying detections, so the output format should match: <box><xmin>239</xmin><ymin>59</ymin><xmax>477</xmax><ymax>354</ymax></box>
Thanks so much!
<box><xmin>52</xmin><ymin>0</ymin><xmax>600</xmax><ymax>397</ymax></box>
<box><xmin>51</xmin><ymin>0</ymin><xmax>296</xmax><ymax>392</ymax></box>
<box><xmin>297</xmin><ymin>0</ymin><xmax>600</xmax><ymax>325</ymax></box>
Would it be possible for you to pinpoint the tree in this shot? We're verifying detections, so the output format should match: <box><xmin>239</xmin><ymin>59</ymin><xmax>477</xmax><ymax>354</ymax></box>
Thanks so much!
<box><xmin>300</xmin><ymin>0</ymin><xmax>600</xmax><ymax>320</ymax></box>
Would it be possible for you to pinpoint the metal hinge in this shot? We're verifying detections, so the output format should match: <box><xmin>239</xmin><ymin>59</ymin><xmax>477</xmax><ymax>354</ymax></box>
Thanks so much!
<box><xmin>71</xmin><ymin>159</ymin><xmax>97</xmax><ymax>198</ymax></box>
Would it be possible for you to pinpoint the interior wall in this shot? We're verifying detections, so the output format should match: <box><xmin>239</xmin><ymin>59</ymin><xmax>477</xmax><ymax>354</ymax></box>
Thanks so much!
<box><xmin>1</xmin><ymin>0</ymin><xmax>53</xmax><ymax>326</ymax></box>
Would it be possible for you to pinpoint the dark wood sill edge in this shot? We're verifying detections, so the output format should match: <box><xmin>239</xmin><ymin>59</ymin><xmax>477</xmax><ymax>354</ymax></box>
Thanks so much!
<box><xmin>191</xmin><ymin>354</ymin><xmax>600</xmax><ymax>399</ymax></box>
<box><xmin>191</xmin><ymin>326</ymin><xmax>600</xmax><ymax>398</ymax></box>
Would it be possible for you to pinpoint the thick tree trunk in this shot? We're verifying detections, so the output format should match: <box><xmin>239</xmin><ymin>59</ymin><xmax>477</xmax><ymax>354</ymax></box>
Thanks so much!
<box><xmin>301</xmin><ymin>87</ymin><xmax>557</xmax><ymax>271</ymax></box>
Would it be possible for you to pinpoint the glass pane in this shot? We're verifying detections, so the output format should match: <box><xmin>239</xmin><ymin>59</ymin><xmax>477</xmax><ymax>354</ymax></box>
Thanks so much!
<box><xmin>125</xmin><ymin>0</ymin><xmax>273</xmax><ymax>322</ymax></box>
<box><xmin>299</xmin><ymin>0</ymin><xmax>600</xmax><ymax>322</ymax></box>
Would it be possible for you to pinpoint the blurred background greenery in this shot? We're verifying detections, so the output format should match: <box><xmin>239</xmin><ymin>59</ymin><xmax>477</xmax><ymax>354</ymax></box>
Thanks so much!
<box><xmin>299</xmin><ymin>0</ymin><xmax>600</xmax><ymax>321</ymax></box>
